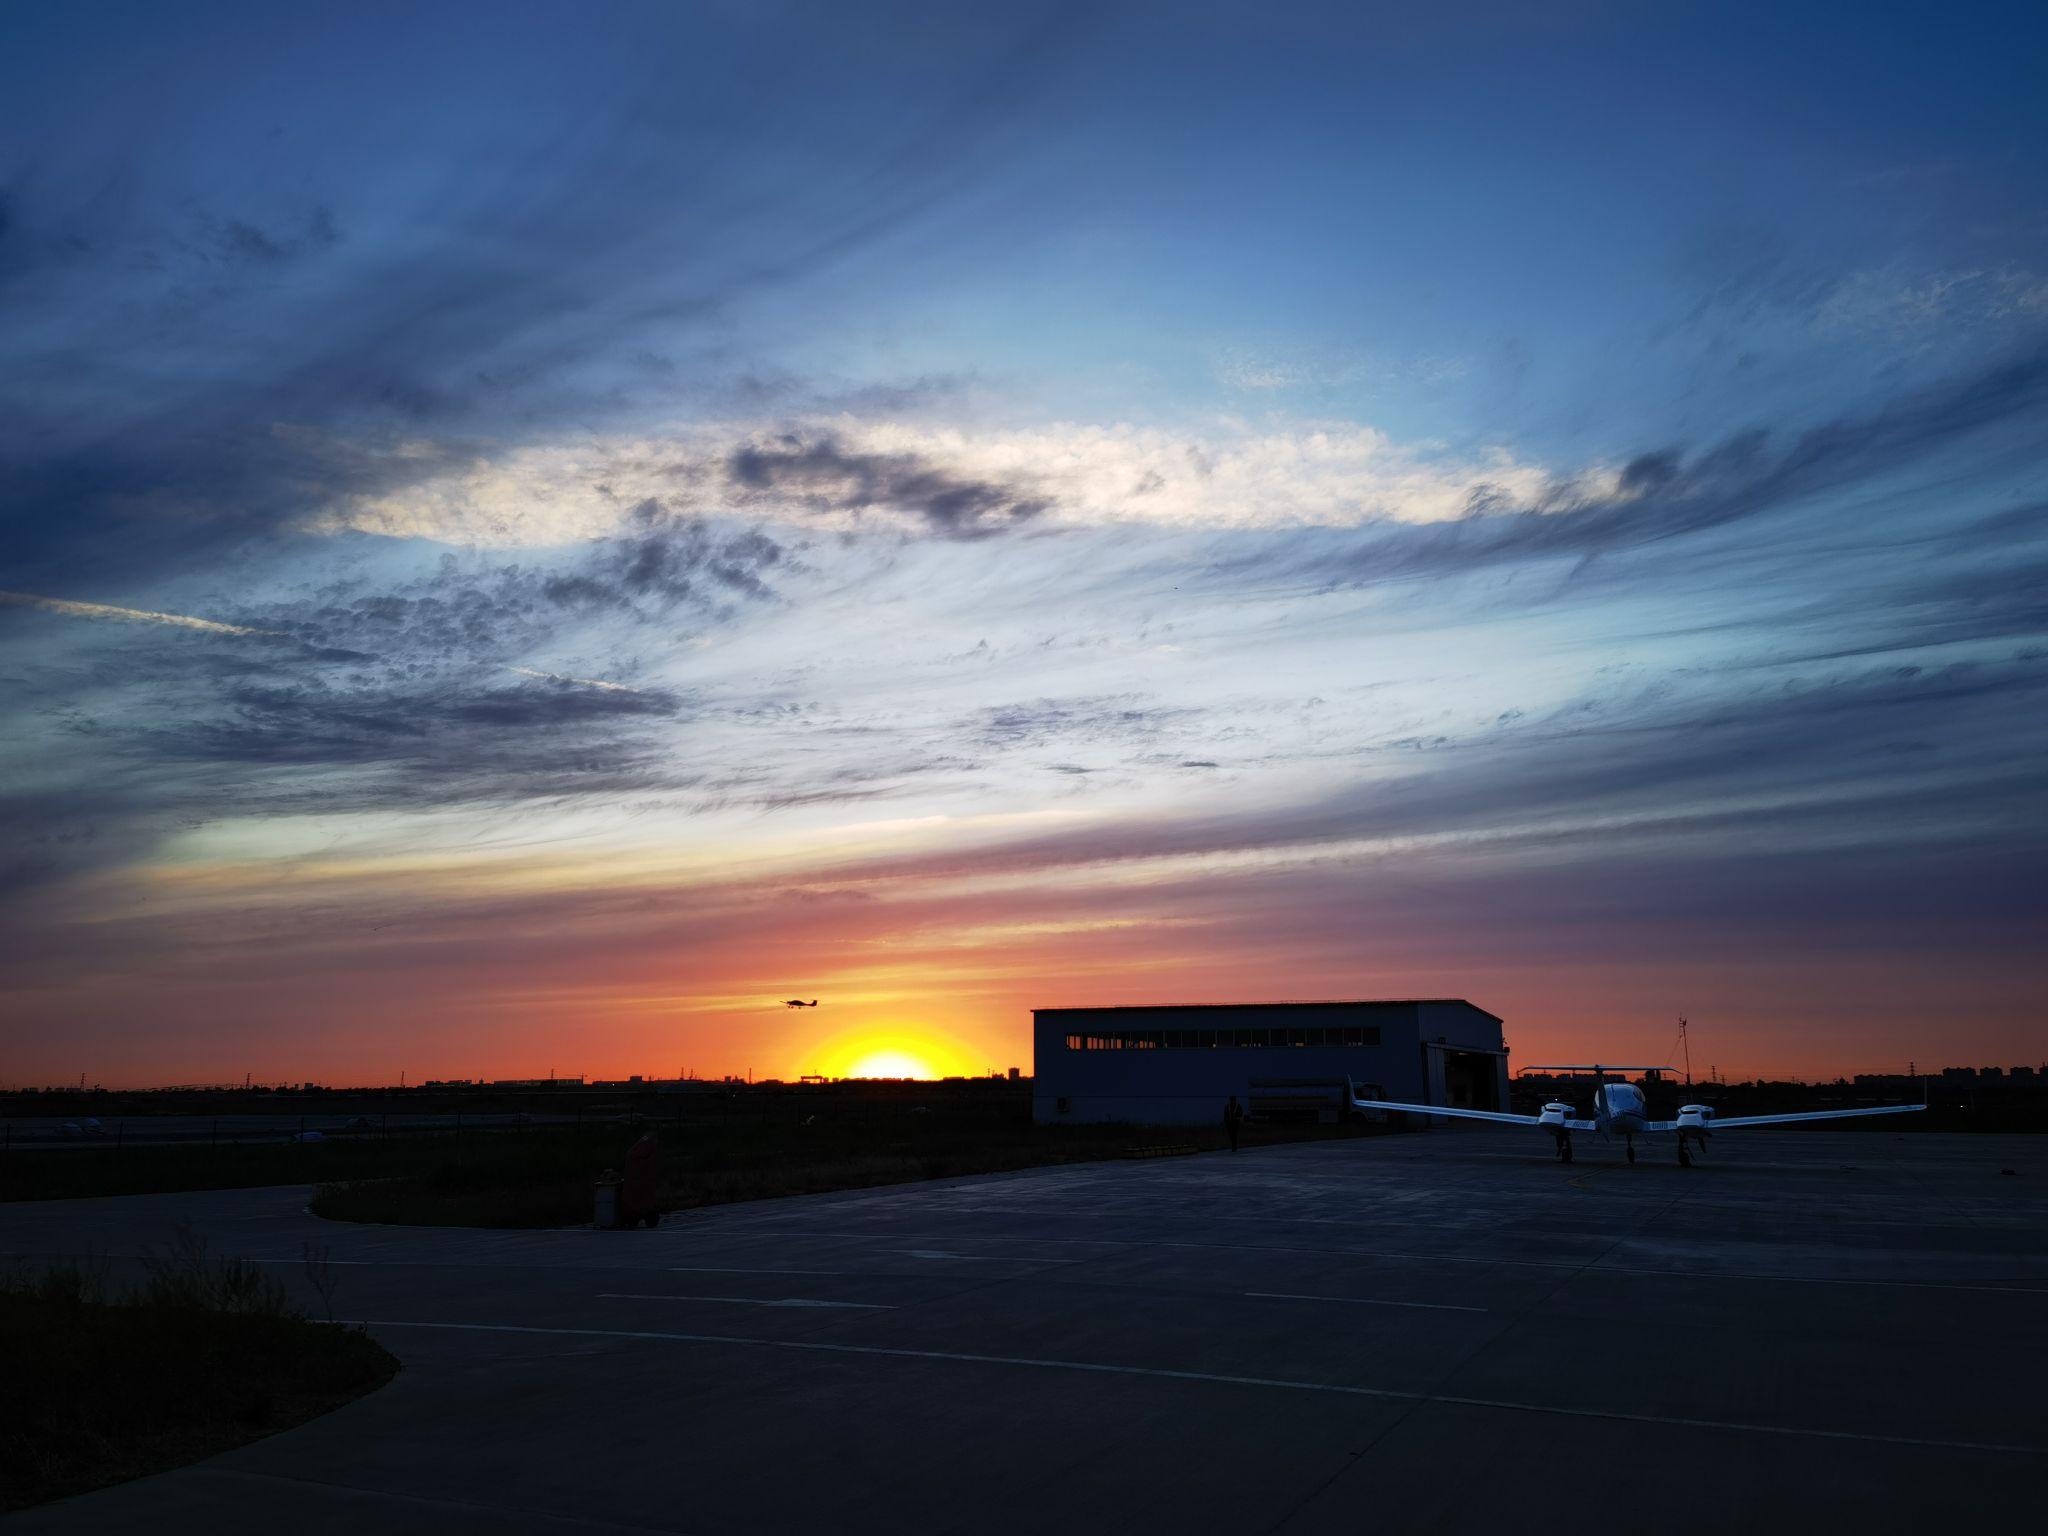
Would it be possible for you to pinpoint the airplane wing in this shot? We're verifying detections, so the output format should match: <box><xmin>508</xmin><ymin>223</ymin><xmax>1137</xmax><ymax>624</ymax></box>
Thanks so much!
<box><xmin>1644</xmin><ymin>1104</ymin><xmax>1925</xmax><ymax>1132</ymax></box>
<box><xmin>1351</xmin><ymin>1098</ymin><xmax>1594</xmax><ymax>1131</ymax></box>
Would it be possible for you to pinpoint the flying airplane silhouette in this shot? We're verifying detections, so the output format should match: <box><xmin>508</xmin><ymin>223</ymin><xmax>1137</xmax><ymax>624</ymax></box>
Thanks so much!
<box><xmin>784</xmin><ymin>998</ymin><xmax>819</xmax><ymax>1008</ymax></box>
<box><xmin>1354</xmin><ymin>1064</ymin><xmax>1925</xmax><ymax>1166</ymax></box>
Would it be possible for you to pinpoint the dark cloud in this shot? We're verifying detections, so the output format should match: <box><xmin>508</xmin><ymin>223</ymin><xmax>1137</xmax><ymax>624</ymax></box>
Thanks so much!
<box><xmin>208</xmin><ymin>512</ymin><xmax>785</xmax><ymax>670</ymax></box>
<box><xmin>0</xmin><ymin>783</ymin><xmax>144</xmax><ymax>909</ymax></box>
<box><xmin>0</xmin><ymin>656</ymin><xmax>695</xmax><ymax>919</ymax></box>
<box><xmin>719</xmin><ymin>750</ymin><xmax>984</xmax><ymax>814</ymax></box>
<box><xmin>152</xmin><ymin>671</ymin><xmax>680</xmax><ymax>786</ymax></box>
<box><xmin>1617</xmin><ymin>447</ymin><xmax>1682</xmax><ymax>495</ymax></box>
<box><xmin>728</xmin><ymin>434</ymin><xmax>1050</xmax><ymax>539</ymax></box>
<box><xmin>0</xmin><ymin>503</ymin><xmax>791</xmax><ymax>907</ymax></box>
<box><xmin>971</xmin><ymin>697</ymin><xmax>1198</xmax><ymax>749</ymax></box>
<box><xmin>1207</xmin><ymin>346</ymin><xmax>2048</xmax><ymax>592</ymax></box>
<box><xmin>756</xmin><ymin>785</ymin><xmax>920</xmax><ymax>811</ymax></box>
<box><xmin>825</xmin><ymin>655</ymin><xmax>2048</xmax><ymax>890</ymax></box>
<box><xmin>0</xmin><ymin>7</ymin><xmax>1078</xmax><ymax>588</ymax></box>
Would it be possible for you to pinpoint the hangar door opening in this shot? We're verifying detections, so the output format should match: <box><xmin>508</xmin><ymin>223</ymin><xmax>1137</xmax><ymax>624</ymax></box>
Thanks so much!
<box><xmin>1437</xmin><ymin>1048</ymin><xmax>1502</xmax><ymax>1111</ymax></box>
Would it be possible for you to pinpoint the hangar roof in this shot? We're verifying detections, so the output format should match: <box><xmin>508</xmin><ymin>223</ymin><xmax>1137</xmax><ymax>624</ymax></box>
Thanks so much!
<box><xmin>1034</xmin><ymin>998</ymin><xmax>1502</xmax><ymax>1024</ymax></box>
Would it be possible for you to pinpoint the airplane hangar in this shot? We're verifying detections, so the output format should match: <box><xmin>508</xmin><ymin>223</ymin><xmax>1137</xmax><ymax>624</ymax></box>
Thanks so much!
<box><xmin>1031</xmin><ymin>998</ymin><xmax>1509</xmax><ymax>1125</ymax></box>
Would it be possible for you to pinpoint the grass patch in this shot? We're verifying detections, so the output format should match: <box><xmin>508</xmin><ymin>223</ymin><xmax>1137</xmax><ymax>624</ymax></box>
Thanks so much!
<box><xmin>1</xmin><ymin>1227</ymin><xmax>397</xmax><ymax>1512</ymax></box>
<box><xmin>310</xmin><ymin>1116</ymin><xmax>1360</xmax><ymax>1227</ymax></box>
<box><xmin>1</xmin><ymin>1134</ymin><xmax>457</xmax><ymax>1203</ymax></box>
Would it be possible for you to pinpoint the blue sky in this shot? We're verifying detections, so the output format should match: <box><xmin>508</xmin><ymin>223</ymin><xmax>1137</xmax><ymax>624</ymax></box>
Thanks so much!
<box><xmin>2</xmin><ymin>2</ymin><xmax>2044</xmax><ymax>1083</ymax></box>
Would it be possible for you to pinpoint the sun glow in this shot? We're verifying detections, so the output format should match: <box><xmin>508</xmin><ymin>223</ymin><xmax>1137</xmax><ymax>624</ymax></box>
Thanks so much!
<box><xmin>842</xmin><ymin>1048</ymin><xmax>939</xmax><ymax>1080</ymax></box>
<box><xmin>807</xmin><ymin>1028</ymin><xmax>981</xmax><ymax>1081</ymax></box>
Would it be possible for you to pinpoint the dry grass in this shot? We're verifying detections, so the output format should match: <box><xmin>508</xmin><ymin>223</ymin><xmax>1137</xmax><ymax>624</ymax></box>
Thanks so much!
<box><xmin>1</xmin><ymin>1227</ymin><xmax>397</xmax><ymax>1512</ymax></box>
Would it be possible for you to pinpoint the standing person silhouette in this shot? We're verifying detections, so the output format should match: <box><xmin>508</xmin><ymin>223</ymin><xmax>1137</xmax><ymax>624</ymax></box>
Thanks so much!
<box><xmin>1224</xmin><ymin>1095</ymin><xmax>1244</xmax><ymax>1153</ymax></box>
<box><xmin>622</xmin><ymin>1128</ymin><xmax>661</xmax><ymax>1227</ymax></box>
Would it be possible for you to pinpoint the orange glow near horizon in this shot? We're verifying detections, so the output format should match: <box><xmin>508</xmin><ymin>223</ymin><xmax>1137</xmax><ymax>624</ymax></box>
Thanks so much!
<box><xmin>840</xmin><ymin>1049</ymin><xmax>938</xmax><ymax>1080</ymax></box>
<box><xmin>804</xmin><ymin>1028</ymin><xmax>983</xmax><ymax>1081</ymax></box>
<box><xmin>10</xmin><ymin>808</ymin><xmax>2036</xmax><ymax>1090</ymax></box>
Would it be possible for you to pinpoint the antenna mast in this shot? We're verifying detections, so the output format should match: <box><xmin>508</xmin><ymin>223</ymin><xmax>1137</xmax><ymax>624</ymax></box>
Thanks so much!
<box><xmin>1679</xmin><ymin>1016</ymin><xmax>1692</xmax><ymax>1088</ymax></box>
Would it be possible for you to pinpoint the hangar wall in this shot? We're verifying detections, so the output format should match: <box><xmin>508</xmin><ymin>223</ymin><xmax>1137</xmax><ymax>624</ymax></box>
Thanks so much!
<box><xmin>1030</xmin><ymin>999</ymin><xmax>1508</xmax><ymax>1126</ymax></box>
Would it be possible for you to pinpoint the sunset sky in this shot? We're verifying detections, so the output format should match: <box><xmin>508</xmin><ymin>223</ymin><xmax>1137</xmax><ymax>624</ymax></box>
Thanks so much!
<box><xmin>4</xmin><ymin>2</ymin><xmax>2045</xmax><ymax>1086</ymax></box>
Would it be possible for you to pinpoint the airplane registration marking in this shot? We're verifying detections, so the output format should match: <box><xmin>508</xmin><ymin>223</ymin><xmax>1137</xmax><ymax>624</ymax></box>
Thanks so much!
<box><xmin>344</xmin><ymin>1320</ymin><xmax>2048</xmax><ymax>1458</ymax></box>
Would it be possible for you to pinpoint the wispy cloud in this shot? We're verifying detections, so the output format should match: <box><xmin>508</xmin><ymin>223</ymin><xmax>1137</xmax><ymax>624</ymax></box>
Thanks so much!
<box><xmin>505</xmin><ymin>667</ymin><xmax>643</xmax><ymax>694</ymax></box>
<box><xmin>0</xmin><ymin>590</ymin><xmax>276</xmax><ymax>637</ymax></box>
<box><xmin>5</xmin><ymin>0</ymin><xmax>2046</xmax><ymax>1085</ymax></box>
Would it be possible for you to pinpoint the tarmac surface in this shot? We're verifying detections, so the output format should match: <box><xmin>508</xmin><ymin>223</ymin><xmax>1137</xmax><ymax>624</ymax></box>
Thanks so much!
<box><xmin>4</xmin><ymin>1128</ymin><xmax>2045</xmax><ymax>1533</ymax></box>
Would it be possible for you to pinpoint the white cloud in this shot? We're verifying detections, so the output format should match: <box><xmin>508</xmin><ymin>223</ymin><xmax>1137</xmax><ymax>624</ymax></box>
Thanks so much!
<box><xmin>1212</xmin><ymin>344</ymin><xmax>1470</xmax><ymax>394</ymax></box>
<box><xmin>316</xmin><ymin>416</ymin><xmax>1600</xmax><ymax>548</ymax></box>
<box><xmin>1814</xmin><ymin>265</ymin><xmax>2048</xmax><ymax>338</ymax></box>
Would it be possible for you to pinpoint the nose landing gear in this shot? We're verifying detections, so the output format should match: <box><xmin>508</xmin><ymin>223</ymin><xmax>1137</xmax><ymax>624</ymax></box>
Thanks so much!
<box><xmin>1678</xmin><ymin>1135</ymin><xmax>1694</xmax><ymax>1168</ymax></box>
<box><xmin>1624</xmin><ymin>1136</ymin><xmax>1636</xmax><ymax>1165</ymax></box>
<box><xmin>1553</xmin><ymin>1129</ymin><xmax>1574</xmax><ymax>1164</ymax></box>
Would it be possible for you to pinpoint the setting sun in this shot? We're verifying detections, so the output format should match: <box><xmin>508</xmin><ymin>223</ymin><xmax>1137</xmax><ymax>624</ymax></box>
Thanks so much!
<box><xmin>842</xmin><ymin>1049</ymin><xmax>937</xmax><ymax>1080</ymax></box>
<box><xmin>805</xmin><ymin>1028</ymin><xmax>982</xmax><ymax>1081</ymax></box>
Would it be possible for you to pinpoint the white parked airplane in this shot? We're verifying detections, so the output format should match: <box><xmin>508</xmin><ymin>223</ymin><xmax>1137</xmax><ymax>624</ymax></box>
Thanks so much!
<box><xmin>1353</xmin><ymin>1065</ymin><xmax>1926</xmax><ymax>1166</ymax></box>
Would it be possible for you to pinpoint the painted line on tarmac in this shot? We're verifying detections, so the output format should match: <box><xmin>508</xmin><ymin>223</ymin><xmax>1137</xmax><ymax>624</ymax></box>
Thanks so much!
<box><xmin>1246</xmin><ymin>1290</ymin><xmax>1487</xmax><ymax>1313</ymax></box>
<box><xmin>1600</xmin><ymin>1270</ymin><xmax>2048</xmax><ymax>1296</ymax></box>
<box><xmin>711</xmin><ymin>1227</ymin><xmax>1132</xmax><ymax>1247</ymax></box>
<box><xmin>891</xmin><ymin>1248</ymin><xmax>1080</xmax><ymax>1263</ymax></box>
<box><xmin>342</xmin><ymin>1319</ymin><xmax>2048</xmax><ymax>1459</ymax></box>
<box><xmin>730</xmin><ymin>1231</ymin><xmax>2048</xmax><ymax>1295</ymax></box>
<box><xmin>247</xmin><ymin>1256</ymin><xmax>377</xmax><ymax>1266</ymax></box>
<box><xmin>600</xmin><ymin>1293</ymin><xmax>894</xmax><ymax>1310</ymax></box>
<box><xmin>189</xmin><ymin>1467</ymin><xmax>687</xmax><ymax>1534</ymax></box>
<box><xmin>35</xmin><ymin>1247</ymin><xmax>2048</xmax><ymax>1296</ymax></box>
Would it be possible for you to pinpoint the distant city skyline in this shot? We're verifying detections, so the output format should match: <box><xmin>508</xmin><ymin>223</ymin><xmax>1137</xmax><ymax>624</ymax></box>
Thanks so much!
<box><xmin>13</xmin><ymin>1053</ymin><xmax>2048</xmax><ymax>1096</ymax></box>
<box><xmin>3</xmin><ymin>3</ymin><xmax>2045</xmax><ymax>1085</ymax></box>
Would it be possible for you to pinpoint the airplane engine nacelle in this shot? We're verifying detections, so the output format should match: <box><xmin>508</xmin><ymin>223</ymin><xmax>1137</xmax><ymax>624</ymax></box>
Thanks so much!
<box><xmin>1677</xmin><ymin>1104</ymin><xmax>1714</xmax><ymax>1131</ymax></box>
<box><xmin>1537</xmin><ymin>1103</ymin><xmax>1572</xmax><ymax>1129</ymax></box>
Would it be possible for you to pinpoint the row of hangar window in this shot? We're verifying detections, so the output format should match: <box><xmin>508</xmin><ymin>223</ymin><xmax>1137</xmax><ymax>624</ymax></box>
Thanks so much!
<box><xmin>1061</xmin><ymin>1026</ymin><xmax>1384</xmax><ymax>1051</ymax></box>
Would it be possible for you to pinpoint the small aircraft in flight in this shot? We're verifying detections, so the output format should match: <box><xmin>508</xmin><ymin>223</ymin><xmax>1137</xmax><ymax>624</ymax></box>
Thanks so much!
<box><xmin>784</xmin><ymin>998</ymin><xmax>820</xmax><ymax>1009</ymax></box>
<box><xmin>1353</xmin><ymin>1065</ymin><xmax>1925</xmax><ymax>1166</ymax></box>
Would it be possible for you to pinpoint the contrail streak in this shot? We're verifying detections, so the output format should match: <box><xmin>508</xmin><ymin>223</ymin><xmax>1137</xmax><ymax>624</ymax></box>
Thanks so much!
<box><xmin>3</xmin><ymin>594</ymin><xmax>643</xmax><ymax>698</ymax></box>
<box><xmin>0</xmin><ymin>590</ymin><xmax>277</xmax><ymax>636</ymax></box>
